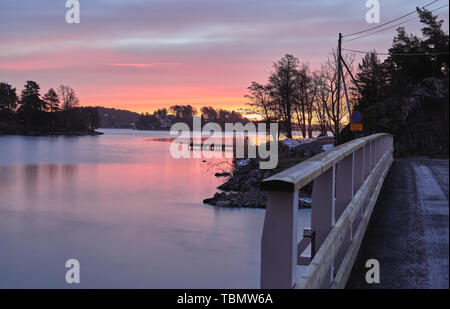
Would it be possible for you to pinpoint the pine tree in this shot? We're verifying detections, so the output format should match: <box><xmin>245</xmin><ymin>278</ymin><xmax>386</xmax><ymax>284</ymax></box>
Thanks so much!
<box><xmin>43</xmin><ymin>88</ymin><xmax>60</xmax><ymax>113</ymax></box>
<box><xmin>354</xmin><ymin>52</ymin><xmax>388</xmax><ymax>112</ymax></box>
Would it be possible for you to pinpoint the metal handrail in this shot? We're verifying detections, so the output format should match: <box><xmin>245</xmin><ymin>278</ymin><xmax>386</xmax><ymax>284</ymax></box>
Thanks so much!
<box><xmin>261</xmin><ymin>133</ymin><xmax>392</xmax><ymax>192</ymax></box>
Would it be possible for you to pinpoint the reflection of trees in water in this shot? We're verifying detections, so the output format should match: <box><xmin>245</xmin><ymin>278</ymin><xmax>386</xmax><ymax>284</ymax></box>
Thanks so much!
<box><xmin>22</xmin><ymin>164</ymin><xmax>78</xmax><ymax>192</ymax></box>
<box><xmin>23</xmin><ymin>164</ymin><xmax>39</xmax><ymax>194</ymax></box>
<box><xmin>20</xmin><ymin>164</ymin><xmax>79</xmax><ymax>206</ymax></box>
<box><xmin>61</xmin><ymin>164</ymin><xmax>77</xmax><ymax>180</ymax></box>
<box><xmin>206</xmin><ymin>160</ymin><xmax>234</xmax><ymax>176</ymax></box>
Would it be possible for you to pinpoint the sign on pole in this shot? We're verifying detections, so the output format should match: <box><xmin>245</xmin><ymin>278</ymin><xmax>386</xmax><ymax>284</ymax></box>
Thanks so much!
<box><xmin>350</xmin><ymin>111</ymin><xmax>363</xmax><ymax>132</ymax></box>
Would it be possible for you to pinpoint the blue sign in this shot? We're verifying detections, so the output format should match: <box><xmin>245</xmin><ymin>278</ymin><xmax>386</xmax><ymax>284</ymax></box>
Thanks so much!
<box><xmin>351</xmin><ymin>111</ymin><xmax>363</xmax><ymax>123</ymax></box>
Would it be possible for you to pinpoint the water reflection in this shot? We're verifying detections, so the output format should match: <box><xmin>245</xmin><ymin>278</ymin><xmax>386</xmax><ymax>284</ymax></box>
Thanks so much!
<box><xmin>0</xmin><ymin>130</ymin><xmax>270</xmax><ymax>288</ymax></box>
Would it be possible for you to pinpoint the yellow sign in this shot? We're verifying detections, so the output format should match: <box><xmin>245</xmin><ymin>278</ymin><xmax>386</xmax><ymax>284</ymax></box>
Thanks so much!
<box><xmin>350</xmin><ymin>122</ymin><xmax>363</xmax><ymax>132</ymax></box>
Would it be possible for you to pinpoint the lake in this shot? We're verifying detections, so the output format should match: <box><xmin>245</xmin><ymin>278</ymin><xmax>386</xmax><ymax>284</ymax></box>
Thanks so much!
<box><xmin>0</xmin><ymin>129</ymin><xmax>310</xmax><ymax>288</ymax></box>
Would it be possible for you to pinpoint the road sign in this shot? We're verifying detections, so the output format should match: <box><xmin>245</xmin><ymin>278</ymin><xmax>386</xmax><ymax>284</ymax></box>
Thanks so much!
<box><xmin>350</xmin><ymin>122</ymin><xmax>363</xmax><ymax>132</ymax></box>
<box><xmin>351</xmin><ymin>111</ymin><xmax>363</xmax><ymax>123</ymax></box>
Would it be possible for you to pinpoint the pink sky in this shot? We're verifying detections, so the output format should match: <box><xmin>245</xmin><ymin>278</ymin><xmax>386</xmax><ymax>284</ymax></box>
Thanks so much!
<box><xmin>0</xmin><ymin>0</ymin><xmax>448</xmax><ymax>113</ymax></box>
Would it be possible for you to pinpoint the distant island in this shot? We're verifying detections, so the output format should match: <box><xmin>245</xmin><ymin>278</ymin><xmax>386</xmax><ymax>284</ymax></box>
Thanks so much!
<box><xmin>0</xmin><ymin>81</ymin><xmax>101</xmax><ymax>136</ymax></box>
<box><xmin>0</xmin><ymin>81</ymin><xmax>252</xmax><ymax>135</ymax></box>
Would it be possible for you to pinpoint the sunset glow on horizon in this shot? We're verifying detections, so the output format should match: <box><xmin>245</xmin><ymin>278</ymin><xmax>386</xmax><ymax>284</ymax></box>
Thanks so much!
<box><xmin>1</xmin><ymin>0</ymin><xmax>448</xmax><ymax>114</ymax></box>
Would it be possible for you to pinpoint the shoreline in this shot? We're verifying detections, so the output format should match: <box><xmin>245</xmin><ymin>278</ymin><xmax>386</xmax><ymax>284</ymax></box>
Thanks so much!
<box><xmin>203</xmin><ymin>137</ymin><xmax>334</xmax><ymax>209</ymax></box>
<box><xmin>0</xmin><ymin>130</ymin><xmax>104</xmax><ymax>137</ymax></box>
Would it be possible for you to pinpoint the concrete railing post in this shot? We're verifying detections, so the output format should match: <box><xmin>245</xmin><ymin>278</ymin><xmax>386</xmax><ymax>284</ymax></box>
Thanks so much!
<box><xmin>363</xmin><ymin>144</ymin><xmax>371</xmax><ymax>179</ymax></box>
<box><xmin>353</xmin><ymin>147</ymin><xmax>364</xmax><ymax>196</ymax></box>
<box><xmin>371</xmin><ymin>141</ymin><xmax>376</xmax><ymax>169</ymax></box>
<box><xmin>260</xmin><ymin>133</ymin><xmax>394</xmax><ymax>289</ymax></box>
<box><xmin>311</xmin><ymin>165</ymin><xmax>335</xmax><ymax>287</ymax></box>
<box><xmin>261</xmin><ymin>190</ymin><xmax>299</xmax><ymax>289</ymax></box>
<box><xmin>334</xmin><ymin>153</ymin><xmax>354</xmax><ymax>270</ymax></box>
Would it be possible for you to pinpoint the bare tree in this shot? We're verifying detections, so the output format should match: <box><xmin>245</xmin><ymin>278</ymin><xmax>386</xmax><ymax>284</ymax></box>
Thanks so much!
<box><xmin>245</xmin><ymin>81</ymin><xmax>275</xmax><ymax>122</ymax></box>
<box><xmin>293</xmin><ymin>64</ymin><xmax>319</xmax><ymax>138</ymax></box>
<box><xmin>318</xmin><ymin>50</ymin><xmax>354</xmax><ymax>143</ymax></box>
<box><xmin>314</xmin><ymin>76</ymin><xmax>332</xmax><ymax>136</ymax></box>
<box><xmin>57</xmin><ymin>85</ymin><xmax>79</xmax><ymax>110</ymax></box>
<box><xmin>307</xmin><ymin>71</ymin><xmax>323</xmax><ymax>137</ymax></box>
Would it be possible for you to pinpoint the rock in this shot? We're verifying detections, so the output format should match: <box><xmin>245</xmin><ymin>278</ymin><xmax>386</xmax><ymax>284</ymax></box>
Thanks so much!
<box><xmin>216</xmin><ymin>200</ymin><xmax>232</xmax><ymax>207</ymax></box>
<box><xmin>263</xmin><ymin>171</ymin><xmax>272</xmax><ymax>179</ymax></box>
<box><xmin>242</xmin><ymin>176</ymin><xmax>258</xmax><ymax>192</ymax></box>
<box><xmin>205</xmin><ymin>145</ymin><xmax>319</xmax><ymax>209</ymax></box>
<box><xmin>203</xmin><ymin>197</ymin><xmax>217</xmax><ymax>205</ymax></box>
<box><xmin>248</xmin><ymin>169</ymin><xmax>262</xmax><ymax>180</ymax></box>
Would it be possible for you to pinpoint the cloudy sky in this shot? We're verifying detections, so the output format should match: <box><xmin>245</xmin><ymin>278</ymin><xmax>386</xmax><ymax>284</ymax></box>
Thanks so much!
<box><xmin>0</xmin><ymin>0</ymin><xmax>448</xmax><ymax>113</ymax></box>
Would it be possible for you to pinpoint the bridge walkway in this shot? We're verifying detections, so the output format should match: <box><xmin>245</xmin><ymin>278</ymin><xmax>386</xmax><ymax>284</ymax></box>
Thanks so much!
<box><xmin>346</xmin><ymin>158</ymin><xmax>449</xmax><ymax>289</ymax></box>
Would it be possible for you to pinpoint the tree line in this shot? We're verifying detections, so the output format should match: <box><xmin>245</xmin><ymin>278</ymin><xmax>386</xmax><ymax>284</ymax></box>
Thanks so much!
<box><xmin>135</xmin><ymin>105</ymin><xmax>249</xmax><ymax>130</ymax></box>
<box><xmin>246</xmin><ymin>8</ymin><xmax>448</xmax><ymax>143</ymax></box>
<box><xmin>0</xmin><ymin>81</ymin><xmax>100</xmax><ymax>134</ymax></box>
<box><xmin>246</xmin><ymin>51</ymin><xmax>354</xmax><ymax>141</ymax></box>
<box><xmin>352</xmin><ymin>8</ymin><xmax>448</xmax><ymax>112</ymax></box>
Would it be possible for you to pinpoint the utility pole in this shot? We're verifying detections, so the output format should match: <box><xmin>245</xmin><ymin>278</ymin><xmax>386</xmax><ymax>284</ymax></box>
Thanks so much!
<box><xmin>336</xmin><ymin>33</ymin><xmax>342</xmax><ymax>144</ymax></box>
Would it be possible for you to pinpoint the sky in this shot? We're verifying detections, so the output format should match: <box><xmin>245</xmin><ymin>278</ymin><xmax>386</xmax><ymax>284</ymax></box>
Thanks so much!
<box><xmin>0</xmin><ymin>0</ymin><xmax>448</xmax><ymax>114</ymax></box>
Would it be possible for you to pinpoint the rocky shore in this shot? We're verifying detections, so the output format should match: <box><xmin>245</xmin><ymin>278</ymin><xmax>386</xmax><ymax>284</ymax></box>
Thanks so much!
<box><xmin>0</xmin><ymin>127</ymin><xmax>104</xmax><ymax>136</ymax></box>
<box><xmin>203</xmin><ymin>136</ymin><xmax>334</xmax><ymax>209</ymax></box>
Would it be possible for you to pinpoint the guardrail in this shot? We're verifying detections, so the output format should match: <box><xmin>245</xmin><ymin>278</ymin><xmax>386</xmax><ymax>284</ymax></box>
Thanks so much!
<box><xmin>260</xmin><ymin>133</ymin><xmax>394</xmax><ymax>289</ymax></box>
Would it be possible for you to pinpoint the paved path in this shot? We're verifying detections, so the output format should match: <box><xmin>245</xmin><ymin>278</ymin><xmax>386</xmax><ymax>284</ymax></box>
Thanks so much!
<box><xmin>346</xmin><ymin>158</ymin><xmax>449</xmax><ymax>289</ymax></box>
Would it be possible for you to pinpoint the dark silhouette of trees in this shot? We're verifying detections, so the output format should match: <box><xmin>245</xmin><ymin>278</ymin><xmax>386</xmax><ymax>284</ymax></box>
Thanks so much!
<box><xmin>20</xmin><ymin>81</ymin><xmax>46</xmax><ymax>111</ymax></box>
<box><xmin>58</xmin><ymin>85</ymin><xmax>79</xmax><ymax>110</ymax></box>
<box><xmin>80</xmin><ymin>107</ymin><xmax>100</xmax><ymax>132</ymax></box>
<box><xmin>381</xmin><ymin>8</ymin><xmax>449</xmax><ymax>96</ymax></box>
<box><xmin>135</xmin><ymin>108</ymin><xmax>174</xmax><ymax>130</ymax></box>
<box><xmin>417</xmin><ymin>7</ymin><xmax>449</xmax><ymax>78</ymax></box>
<box><xmin>0</xmin><ymin>80</ymin><xmax>100</xmax><ymax>135</ymax></box>
<box><xmin>17</xmin><ymin>80</ymin><xmax>47</xmax><ymax>127</ymax></box>
<box><xmin>170</xmin><ymin>105</ymin><xmax>197</xmax><ymax>122</ymax></box>
<box><xmin>352</xmin><ymin>52</ymin><xmax>389</xmax><ymax>112</ymax></box>
<box><xmin>97</xmin><ymin>107</ymin><xmax>139</xmax><ymax>128</ymax></box>
<box><xmin>318</xmin><ymin>50</ymin><xmax>354</xmax><ymax>143</ymax></box>
<box><xmin>0</xmin><ymin>82</ymin><xmax>18</xmax><ymax>122</ymax></box>
<box><xmin>245</xmin><ymin>82</ymin><xmax>276</xmax><ymax>122</ymax></box>
<box><xmin>267</xmin><ymin>54</ymin><xmax>300</xmax><ymax>138</ymax></box>
<box><xmin>293</xmin><ymin>64</ymin><xmax>320</xmax><ymax>138</ymax></box>
<box><xmin>43</xmin><ymin>88</ymin><xmax>60</xmax><ymax>132</ymax></box>
<box><xmin>246</xmin><ymin>53</ymin><xmax>353</xmax><ymax>140</ymax></box>
<box><xmin>43</xmin><ymin>88</ymin><xmax>60</xmax><ymax>113</ymax></box>
<box><xmin>0</xmin><ymin>82</ymin><xmax>18</xmax><ymax>112</ymax></box>
<box><xmin>200</xmin><ymin>106</ymin><xmax>218</xmax><ymax>122</ymax></box>
<box><xmin>355</xmin><ymin>8</ymin><xmax>449</xmax><ymax>113</ymax></box>
<box><xmin>135</xmin><ymin>105</ymin><xmax>248</xmax><ymax>131</ymax></box>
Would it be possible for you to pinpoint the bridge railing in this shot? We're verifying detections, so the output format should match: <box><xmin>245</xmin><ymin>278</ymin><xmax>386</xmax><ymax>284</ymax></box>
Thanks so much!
<box><xmin>260</xmin><ymin>133</ymin><xmax>393</xmax><ymax>289</ymax></box>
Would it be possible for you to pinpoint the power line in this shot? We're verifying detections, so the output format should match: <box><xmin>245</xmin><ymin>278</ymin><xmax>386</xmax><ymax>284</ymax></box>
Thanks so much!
<box><xmin>342</xmin><ymin>48</ymin><xmax>450</xmax><ymax>56</ymax></box>
<box><xmin>343</xmin><ymin>0</ymin><xmax>440</xmax><ymax>37</ymax></box>
<box><xmin>344</xmin><ymin>3</ymin><xmax>449</xmax><ymax>43</ymax></box>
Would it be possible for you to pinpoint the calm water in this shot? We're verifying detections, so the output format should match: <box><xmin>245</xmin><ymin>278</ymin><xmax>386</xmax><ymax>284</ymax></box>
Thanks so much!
<box><xmin>0</xmin><ymin>129</ymin><xmax>309</xmax><ymax>288</ymax></box>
